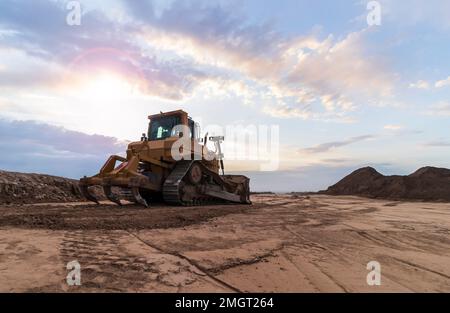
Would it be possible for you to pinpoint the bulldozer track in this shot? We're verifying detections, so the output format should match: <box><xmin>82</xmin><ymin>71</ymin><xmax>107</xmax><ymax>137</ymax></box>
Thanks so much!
<box><xmin>162</xmin><ymin>160</ymin><xmax>193</xmax><ymax>205</ymax></box>
<box><xmin>162</xmin><ymin>160</ymin><xmax>228</xmax><ymax>206</ymax></box>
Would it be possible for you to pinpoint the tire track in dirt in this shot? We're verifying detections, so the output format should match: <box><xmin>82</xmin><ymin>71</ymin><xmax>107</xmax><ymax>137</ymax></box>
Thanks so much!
<box><xmin>282</xmin><ymin>225</ymin><xmax>350</xmax><ymax>292</ymax></box>
<box><xmin>376</xmin><ymin>231</ymin><xmax>438</xmax><ymax>253</ymax></box>
<box><xmin>340</xmin><ymin>223</ymin><xmax>407</xmax><ymax>251</ymax></box>
<box><xmin>57</xmin><ymin>202</ymin><xmax>233</xmax><ymax>292</ymax></box>
<box><xmin>60</xmin><ymin>230</ymin><xmax>159</xmax><ymax>291</ymax></box>
<box><xmin>99</xmin><ymin>202</ymin><xmax>240</xmax><ymax>292</ymax></box>
<box><xmin>282</xmin><ymin>225</ymin><xmax>417</xmax><ymax>292</ymax></box>
<box><xmin>390</xmin><ymin>257</ymin><xmax>450</xmax><ymax>280</ymax></box>
<box><xmin>278</xmin><ymin>249</ymin><xmax>330</xmax><ymax>292</ymax></box>
<box><xmin>127</xmin><ymin>231</ymin><xmax>242</xmax><ymax>293</ymax></box>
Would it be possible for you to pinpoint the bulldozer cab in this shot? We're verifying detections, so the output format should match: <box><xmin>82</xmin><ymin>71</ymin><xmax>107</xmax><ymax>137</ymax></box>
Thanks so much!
<box><xmin>147</xmin><ymin>110</ymin><xmax>200</xmax><ymax>141</ymax></box>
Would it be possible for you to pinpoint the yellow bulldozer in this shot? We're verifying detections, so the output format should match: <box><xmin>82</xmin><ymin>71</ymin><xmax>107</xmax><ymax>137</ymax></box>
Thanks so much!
<box><xmin>79</xmin><ymin>110</ymin><xmax>251</xmax><ymax>207</ymax></box>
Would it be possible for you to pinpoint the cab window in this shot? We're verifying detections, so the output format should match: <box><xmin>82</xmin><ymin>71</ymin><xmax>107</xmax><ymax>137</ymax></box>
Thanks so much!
<box><xmin>148</xmin><ymin>115</ymin><xmax>181</xmax><ymax>140</ymax></box>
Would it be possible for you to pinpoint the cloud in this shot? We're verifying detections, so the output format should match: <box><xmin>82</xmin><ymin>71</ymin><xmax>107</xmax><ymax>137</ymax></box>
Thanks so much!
<box><xmin>0</xmin><ymin>0</ymin><xmax>221</xmax><ymax>100</ymax></box>
<box><xmin>384</xmin><ymin>124</ymin><xmax>403</xmax><ymax>131</ymax></box>
<box><xmin>409</xmin><ymin>80</ymin><xmax>430</xmax><ymax>89</ymax></box>
<box><xmin>137</xmin><ymin>12</ymin><xmax>393</xmax><ymax>118</ymax></box>
<box><xmin>0</xmin><ymin>119</ymin><xmax>127</xmax><ymax>178</ymax></box>
<box><xmin>0</xmin><ymin>0</ymin><xmax>395</xmax><ymax>120</ymax></box>
<box><xmin>299</xmin><ymin>135</ymin><xmax>375</xmax><ymax>154</ymax></box>
<box><xmin>435</xmin><ymin>76</ymin><xmax>450</xmax><ymax>88</ymax></box>
<box><xmin>423</xmin><ymin>140</ymin><xmax>450</xmax><ymax>147</ymax></box>
<box><xmin>408</xmin><ymin>76</ymin><xmax>450</xmax><ymax>90</ymax></box>
<box><xmin>426</xmin><ymin>101</ymin><xmax>450</xmax><ymax>117</ymax></box>
<box><xmin>320</xmin><ymin>158</ymin><xmax>353</xmax><ymax>164</ymax></box>
<box><xmin>262</xmin><ymin>103</ymin><xmax>311</xmax><ymax>119</ymax></box>
<box><xmin>383</xmin><ymin>126</ymin><xmax>422</xmax><ymax>136</ymax></box>
<box><xmin>123</xmin><ymin>0</ymin><xmax>155</xmax><ymax>21</ymax></box>
<box><xmin>0</xmin><ymin>48</ymin><xmax>64</xmax><ymax>89</ymax></box>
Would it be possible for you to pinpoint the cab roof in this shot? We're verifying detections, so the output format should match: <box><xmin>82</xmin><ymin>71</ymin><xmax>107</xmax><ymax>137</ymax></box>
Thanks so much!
<box><xmin>148</xmin><ymin>109</ymin><xmax>188</xmax><ymax>120</ymax></box>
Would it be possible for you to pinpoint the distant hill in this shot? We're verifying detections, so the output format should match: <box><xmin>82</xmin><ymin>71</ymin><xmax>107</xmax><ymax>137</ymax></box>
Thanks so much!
<box><xmin>321</xmin><ymin>166</ymin><xmax>450</xmax><ymax>202</ymax></box>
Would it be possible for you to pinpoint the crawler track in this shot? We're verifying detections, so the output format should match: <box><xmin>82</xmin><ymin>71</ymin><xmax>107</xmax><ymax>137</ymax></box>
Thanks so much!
<box><xmin>163</xmin><ymin>161</ymin><xmax>235</xmax><ymax>206</ymax></box>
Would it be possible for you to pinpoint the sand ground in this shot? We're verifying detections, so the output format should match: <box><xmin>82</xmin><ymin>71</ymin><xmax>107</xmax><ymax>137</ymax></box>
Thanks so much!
<box><xmin>0</xmin><ymin>194</ymin><xmax>449</xmax><ymax>292</ymax></box>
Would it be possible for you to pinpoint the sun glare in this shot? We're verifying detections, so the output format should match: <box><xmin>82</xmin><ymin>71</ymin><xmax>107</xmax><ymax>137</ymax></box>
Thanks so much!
<box><xmin>79</xmin><ymin>74</ymin><xmax>135</xmax><ymax>102</ymax></box>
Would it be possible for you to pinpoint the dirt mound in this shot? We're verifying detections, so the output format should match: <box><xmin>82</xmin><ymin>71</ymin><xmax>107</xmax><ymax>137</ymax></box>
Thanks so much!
<box><xmin>0</xmin><ymin>170</ymin><xmax>98</xmax><ymax>204</ymax></box>
<box><xmin>322</xmin><ymin>166</ymin><xmax>450</xmax><ymax>201</ymax></box>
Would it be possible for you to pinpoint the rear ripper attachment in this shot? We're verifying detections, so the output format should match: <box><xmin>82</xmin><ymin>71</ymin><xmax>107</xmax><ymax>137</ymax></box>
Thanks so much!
<box><xmin>79</xmin><ymin>109</ymin><xmax>251</xmax><ymax>207</ymax></box>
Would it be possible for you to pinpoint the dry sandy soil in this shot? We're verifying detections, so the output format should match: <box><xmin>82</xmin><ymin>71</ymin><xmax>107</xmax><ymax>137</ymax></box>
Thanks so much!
<box><xmin>0</xmin><ymin>194</ymin><xmax>449</xmax><ymax>292</ymax></box>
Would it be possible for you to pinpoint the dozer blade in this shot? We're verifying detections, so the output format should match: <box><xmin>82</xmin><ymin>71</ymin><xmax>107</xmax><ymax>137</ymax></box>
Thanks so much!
<box><xmin>131</xmin><ymin>187</ymin><xmax>149</xmax><ymax>208</ymax></box>
<box><xmin>80</xmin><ymin>185</ymin><xmax>100</xmax><ymax>204</ymax></box>
<box><xmin>103</xmin><ymin>186</ymin><xmax>122</xmax><ymax>206</ymax></box>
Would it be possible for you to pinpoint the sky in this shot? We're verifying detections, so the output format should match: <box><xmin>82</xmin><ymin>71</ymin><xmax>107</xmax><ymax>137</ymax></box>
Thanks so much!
<box><xmin>0</xmin><ymin>0</ymin><xmax>449</xmax><ymax>191</ymax></box>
